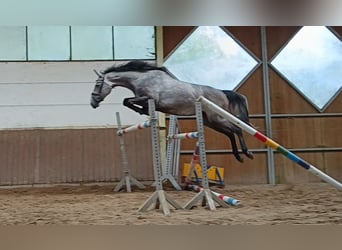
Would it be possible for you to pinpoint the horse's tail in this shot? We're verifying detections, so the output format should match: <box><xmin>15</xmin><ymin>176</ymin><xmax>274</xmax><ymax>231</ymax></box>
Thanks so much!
<box><xmin>222</xmin><ymin>90</ymin><xmax>251</xmax><ymax>125</ymax></box>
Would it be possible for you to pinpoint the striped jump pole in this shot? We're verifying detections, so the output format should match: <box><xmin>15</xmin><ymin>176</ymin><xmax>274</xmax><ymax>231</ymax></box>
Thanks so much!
<box><xmin>186</xmin><ymin>184</ymin><xmax>241</xmax><ymax>206</ymax></box>
<box><xmin>198</xmin><ymin>96</ymin><xmax>342</xmax><ymax>191</ymax></box>
<box><xmin>169</xmin><ymin>132</ymin><xmax>199</xmax><ymax>140</ymax></box>
<box><xmin>117</xmin><ymin>120</ymin><xmax>151</xmax><ymax>136</ymax></box>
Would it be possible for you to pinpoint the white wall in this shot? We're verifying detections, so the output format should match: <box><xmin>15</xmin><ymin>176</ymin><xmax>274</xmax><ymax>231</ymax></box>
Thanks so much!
<box><xmin>0</xmin><ymin>61</ymin><xmax>149</xmax><ymax>129</ymax></box>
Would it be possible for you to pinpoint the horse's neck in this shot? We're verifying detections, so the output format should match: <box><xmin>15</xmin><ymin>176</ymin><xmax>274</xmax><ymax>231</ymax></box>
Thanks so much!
<box><xmin>105</xmin><ymin>72</ymin><xmax>140</xmax><ymax>90</ymax></box>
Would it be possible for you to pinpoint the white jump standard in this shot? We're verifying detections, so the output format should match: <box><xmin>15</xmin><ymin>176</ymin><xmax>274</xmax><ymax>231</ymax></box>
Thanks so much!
<box><xmin>113</xmin><ymin>112</ymin><xmax>146</xmax><ymax>192</ymax></box>
<box><xmin>198</xmin><ymin>96</ymin><xmax>342</xmax><ymax>191</ymax></box>
<box><xmin>138</xmin><ymin>99</ymin><xmax>183</xmax><ymax>216</ymax></box>
<box><xmin>182</xmin><ymin>102</ymin><xmax>230</xmax><ymax>210</ymax></box>
<box><xmin>156</xmin><ymin>114</ymin><xmax>182</xmax><ymax>191</ymax></box>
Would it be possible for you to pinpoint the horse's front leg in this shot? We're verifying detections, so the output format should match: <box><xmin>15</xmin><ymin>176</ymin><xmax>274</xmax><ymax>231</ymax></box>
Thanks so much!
<box><xmin>123</xmin><ymin>96</ymin><xmax>150</xmax><ymax>115</ymax></box>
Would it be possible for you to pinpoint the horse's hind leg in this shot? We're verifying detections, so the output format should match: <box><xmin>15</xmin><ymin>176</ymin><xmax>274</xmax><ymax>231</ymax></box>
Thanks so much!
<box><xmin>226</xmin><ymin>133</ymin><xmax>244</xmax><ymax>163</ymax></box>
<box><xmin>123</xmin><ymin>96</ymin><xmax>149</xmax><ymax>115</ymax></box>
<box><xmin>203</xmin><ymin>115</ymin><xmax>243</xmax><ymax>163</ymax></box>
<box><xmin>236</xmin><ymin>130</ymin><xmax>254</xmax><ymax>159</ymax></box>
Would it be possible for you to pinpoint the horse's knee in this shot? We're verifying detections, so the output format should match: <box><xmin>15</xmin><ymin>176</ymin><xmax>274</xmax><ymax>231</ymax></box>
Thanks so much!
<box><xmin>123</xmin><ymin>98</ymin><xmax>132</xmax><ymax>107</ymax></box>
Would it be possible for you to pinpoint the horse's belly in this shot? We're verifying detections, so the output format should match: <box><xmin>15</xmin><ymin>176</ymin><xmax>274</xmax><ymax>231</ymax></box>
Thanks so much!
<box><xmin>158</xmin><ymin>100</ymin><xmax>196</xmax><ymax>116</ymax></box>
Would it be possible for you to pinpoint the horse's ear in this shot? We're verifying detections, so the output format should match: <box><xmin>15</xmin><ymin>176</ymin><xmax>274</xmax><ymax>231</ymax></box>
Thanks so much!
<box><xmin>93</xmin><ymin>69</ymin><xmax>103</xmax><ymax>77</ymax></box>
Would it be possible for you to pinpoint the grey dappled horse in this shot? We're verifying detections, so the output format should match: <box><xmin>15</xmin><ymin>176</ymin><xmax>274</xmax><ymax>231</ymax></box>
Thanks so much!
<box><xmin>90</xmin><ymin>61</ymin><xmax>253</xmax><ymax>163</ymax></box>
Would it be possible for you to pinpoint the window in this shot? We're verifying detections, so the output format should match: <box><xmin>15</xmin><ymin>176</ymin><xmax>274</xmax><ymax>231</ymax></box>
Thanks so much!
<box><xmin>164</xmin><ymin>26</ymin><xmax>259</xmax><ymax>90</ymax></box>
<box><xmin>28</xmin><ymin>26</ymin><xmax>70</xmax><ymax>60</ymax></box>
<box><xmin>113</xmin><ymin>26</ymin><xmax>155</xmax><ymax>59</ymax></box>
<box><xmin>0</xmin><ymin>26</ymin><xmax>156</xmax><ymax>61</ymax></box>
<box><xmin>271</xmin><ymin>26</ymin><xmax>342</xmax><ymax>111</ymax></box>
<box><xmin>0</xmin><ymin>26</ymin><xmax>26</xmax><ymax>61</ymax></box>
<box><xmin>71</xmin><ymin>26</ymin><xmax>113</xmax><ymax>60</ymax></box>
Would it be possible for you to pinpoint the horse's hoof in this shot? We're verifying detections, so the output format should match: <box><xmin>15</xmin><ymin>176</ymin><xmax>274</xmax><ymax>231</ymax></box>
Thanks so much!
<box><xmin>246</xmin><ymin>152</ymin><xmax>254</xmax><ymax>159</ymax></box>
<box><xmin>235</xmin><ymin>155</ymin><xmax>244</xmax><ymax>163</ymax></box>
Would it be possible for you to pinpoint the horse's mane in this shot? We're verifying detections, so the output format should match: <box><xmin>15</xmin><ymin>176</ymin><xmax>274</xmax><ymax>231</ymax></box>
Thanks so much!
<box><xmin>102</xmin><ymin>60</ymin><xmax>169</xmax><ymax>74</ymax></box>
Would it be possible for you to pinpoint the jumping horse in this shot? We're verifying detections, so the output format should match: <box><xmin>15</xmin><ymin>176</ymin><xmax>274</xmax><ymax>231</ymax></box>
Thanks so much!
<box><xmin>90</xmin><ymin>60</ymin><xmax>253</xmax><ymax>163</ymax></box>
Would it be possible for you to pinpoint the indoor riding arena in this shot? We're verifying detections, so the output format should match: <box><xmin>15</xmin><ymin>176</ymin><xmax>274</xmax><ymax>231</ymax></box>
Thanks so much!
<box><xmin>0</xmin><ymin>26</ymin><xmax>341</xmax><ymax>225</ymax></box>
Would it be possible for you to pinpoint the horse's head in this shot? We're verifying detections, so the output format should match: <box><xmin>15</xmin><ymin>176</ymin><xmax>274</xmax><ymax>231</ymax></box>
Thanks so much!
<box><xmin>90</xmin><ymin>70</ymin><xmax>113</xmax><ymax>109</ymax></box>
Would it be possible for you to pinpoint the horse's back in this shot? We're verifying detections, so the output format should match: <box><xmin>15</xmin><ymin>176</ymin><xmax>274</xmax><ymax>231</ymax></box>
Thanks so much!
<box><xmin>201</xmin><ymin>85</ymin><xmax>230</xmax><ymax>107</ymax></box>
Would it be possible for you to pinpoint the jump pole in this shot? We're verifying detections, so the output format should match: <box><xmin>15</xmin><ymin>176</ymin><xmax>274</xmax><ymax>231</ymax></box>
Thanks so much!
<box><xmin>113</xmin><ymin>112</ymin><xmax>146</xmax><ymax>192</ymax></box>
<box><xmin>171</xmin><ymin>132</ymin><xmax>199</xmax><ymax>140</ymax></box>
<box><xmin>117</xmin><ymin>120</ymin><xmax>151</xmax><ymax>135</ymax></box>
<box><xmin>186</xmin><ymin>184</ymin><xmax>241</xmax><ymax>206</ymax></box>
<box><xmin>138</xmin><ymin>99</ymin><xmax>183</xmax><ymax>216</ymax></box>
<box><xmin>198</xmin><ymin>96</ymin><xmax>342</xmax><ymax>191</ymax></box>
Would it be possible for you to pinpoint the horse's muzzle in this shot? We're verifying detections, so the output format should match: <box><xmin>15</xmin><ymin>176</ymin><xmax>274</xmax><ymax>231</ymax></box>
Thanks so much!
<box><xmin>90</xmin><ymin>97</ymin><xmax>99</xmax><ymax>109</ymax></box>
<box><xmin>90</xmin><ymin>92</ymin><xmax>103</xmax><ymax>109</ymax></box>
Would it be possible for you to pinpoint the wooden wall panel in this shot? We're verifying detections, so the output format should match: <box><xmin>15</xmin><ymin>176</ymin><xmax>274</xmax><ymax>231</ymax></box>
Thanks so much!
<box><xmin>0</xmin><ymin>128</ymin><xmax>154</xmax><ymax>186</ymax></box>
<box><xmin>124</xmin><ymin>130</ymin><xmax>154</xmax><ymax>179</ymax></box>
<box><xmin>272</xmin><ymin>118</ymin><xmax>324</xmax><ymax>148</ymax></box>
<box><xmin>269</xmin><ymin>68</ymin><xmax>318</xmax><ymax>114</ymax></box>
<box><xmin>274</xmin><ymin>152</ymin><xmax>341</xmax><ymax>184</ymax></box>
<box><xmin>324</xmin><ymin>152</ymin><xmax>342</xmax><ymax>183</ymax></box>
<box><xmin>266</xmin><ymin>26</ymin><xmax>301</xmax><ymax>59</ymax></box>
<box><xmin>225</xmin><ymin>26</ymin><xmax>262</xmax><ymax>59</ymax></box>
<box><xmin>0</xmin><ymin>130</ymin><xmax>38</xmax><ymax>185</ymax></box>
<box><xmin>321</xmin><ymin>117</ymin><xmax>342</xmax><ymax>147</ymax></box>
<box><xmin>324</xmin><ymin>92</ymin><xmax>341</xmax><ymax>113</ymax></box>
<box><xmin>215</xmin><ymin>153</ymin><xmax>268</xmax><ymax>184</ymax></box>
<box><xmin>331</xmin><ymin>26</ymin><xmax>342</xmax><ymax>37</ymax></box>
<box><xmin>179</xmin><ymin>153</ymin><xmax>268</xmax><ymax>185</ymax></box>
<box><xmin>163</xmin><ymin>26</ymin><xmax>195</xmax><ymax>58</ymax></box>
<box><xmin>237</xmin><ymin>67</ymin><xmax>265</xmax><ymax>114</ymax></box>
<box><xmin>271</xmin><ymin>116</ymin><xmax>341</xmax><ymax>167</ymax></box>
<box><xmin>274</xmin><ymin>152</ymin><xmax>324</xmax><ymax>184</ymax></box>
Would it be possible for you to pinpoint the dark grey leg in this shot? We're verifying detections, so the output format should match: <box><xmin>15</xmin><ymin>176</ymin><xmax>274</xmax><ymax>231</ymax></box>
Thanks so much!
<box><xmin>123</xmin><ymin>96</ymin><xmax>150</xmax><ymax>115</ymax></box>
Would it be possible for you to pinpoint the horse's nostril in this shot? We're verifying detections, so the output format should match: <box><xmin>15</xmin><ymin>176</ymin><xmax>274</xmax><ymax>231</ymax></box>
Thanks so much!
<box><xmin>90</xmin><ymin>99</ymin><xmax>99</xmax><ymax>109</ymax></box>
